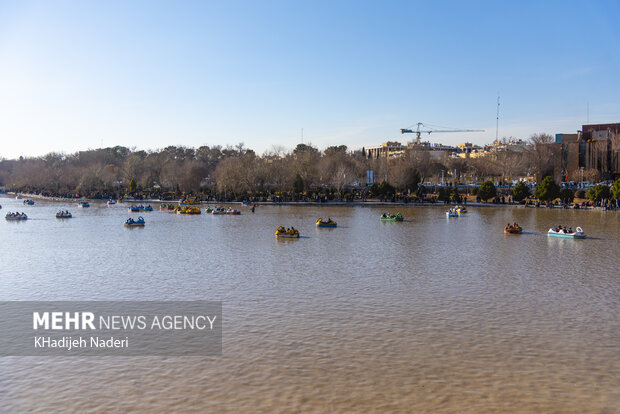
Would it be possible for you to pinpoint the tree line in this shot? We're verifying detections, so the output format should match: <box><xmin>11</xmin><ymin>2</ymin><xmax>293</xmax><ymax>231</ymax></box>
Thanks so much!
<box><xmin>0</xmin><ymin>134</ymin><xmax>615</xmax><ymax>201</ymax></box>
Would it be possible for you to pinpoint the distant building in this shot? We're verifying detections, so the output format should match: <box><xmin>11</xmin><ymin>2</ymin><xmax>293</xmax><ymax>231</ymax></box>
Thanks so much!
<box><xmin>580</xmin><ymin>123</ymin><xmax>619</xmax><ymax>176</ymax></box>
<box><xmin>485</xmin><ymin>138</ymin><xmax>525</xmax><ymax>151</ymax></box>
<box><xmin>456</xmin><ymin>142</ymin><xmax>484</xmax><ymax>158</ymax></box>
<box><xmin>365</xmin><ymin>140</ymin><xmax>461</xmax><ymax>159</ymax></box>
<box><xmin>555</xmin><ymin>133</ymin><xmax>578</xmax><ymax>144</ymax></box>
<box><xmin>365</xmin><ymin>141</ymin><xmax>406</xmax><ymax>158</ymax></box>
<box><xmin>454</xmin><ymin>139</ymin><xmax>525</xmax><ymax>159</ymax></box>
<box><xmin>407</xmin><ymin>141</ymin><xmax>458</xmax><ymax>159</ymax></box>
<box><xmin>556</xmin><ymin>123</ymin><xmax>619</xmax><ymax>180</ymax></box>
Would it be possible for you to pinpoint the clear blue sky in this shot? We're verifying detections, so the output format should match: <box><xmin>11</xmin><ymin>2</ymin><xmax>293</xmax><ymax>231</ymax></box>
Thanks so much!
<box><xmin>1</xmin><ymin>0</ymin><xmax>619</xmax><ymax>158</ymax></box>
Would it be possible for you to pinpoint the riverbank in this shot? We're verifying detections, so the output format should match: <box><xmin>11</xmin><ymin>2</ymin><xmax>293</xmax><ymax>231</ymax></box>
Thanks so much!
<box><xmin>4</xmin><ymin>192</ymin><xmax>616</xmax><ymax>211</ymax></box>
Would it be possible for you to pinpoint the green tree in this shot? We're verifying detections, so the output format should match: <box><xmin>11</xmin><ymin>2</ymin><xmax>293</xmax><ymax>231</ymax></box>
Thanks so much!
<box><xmin>534</xmin><ymin>176</ymin><xmax>560</xmax><ymax>202</ymax></box>
<box><xmin>612</xmin><ymin>179</ymin><xmax>620</xmax><ymax>199</ymax></box>
<box><xmin>129</xmin><ymin>177</ymin><xmax>136</xmax><ymax>193</ymax></box>
<box><xmin>369</xmin><ymin>181</ymin><xmax>395</xmax><ymax>197</ymax></box>
<box><xmin>437</xmin><ymin>187</ymin><xmax>451</xmax><ymax>202</ymax></box>
<box><xmin>378</xmin><ymin>181</ymin><xmax>395</xmax><ymax>196</ymax></box>
<box><xmin>478</xmin><ymin>180</ymin><xmax>497</xmax><ymax>202</ymax></box>
<box><xmin>292</xmin><ymin>173</ymin><xmax>304</xmax><ymax>193</ymax></box>
<box><xmin>323</xmin><ymin>145</ymin><xmax>348</xmax><ymax>157</ymax></box>
<box><xmin>559</xmin><ymin>188</ymin><xmax>574</xmax><ymax>203</ymax></box>
<box><xmin>587</xmin><ymin>184</ymin><xmax>611</xmax><ymax>202</ymax></box>
<box><xmin>451</xmin><ymin>187</ymin><xmax>461</xmax><ymax>203</ymax></box>
<box><xmin>293</xmin><ymin>143</ymin><xmax>319</xmax><ymax>156</ymax></box>
<box><xmin>512</xmin><ymin>181</ymin><xmax>530</xmax><ymax>202</ymax></box>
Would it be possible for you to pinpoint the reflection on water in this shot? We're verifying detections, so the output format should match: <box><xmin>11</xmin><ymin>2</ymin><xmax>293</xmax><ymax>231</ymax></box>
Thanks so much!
<box><xmin>1</xmin><ymin>197</ymin><xmax>619</xmax><ymax>413</ymax></box>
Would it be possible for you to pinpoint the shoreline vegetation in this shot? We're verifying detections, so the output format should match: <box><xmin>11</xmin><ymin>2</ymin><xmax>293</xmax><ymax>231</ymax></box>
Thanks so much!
<box><xmin>1</xmin><ymin>140</ymin><xmax>619</xmax><ymax>209</ymax></box>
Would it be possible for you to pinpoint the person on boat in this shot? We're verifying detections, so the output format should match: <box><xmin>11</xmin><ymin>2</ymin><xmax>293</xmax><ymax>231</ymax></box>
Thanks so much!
<box><xmin>568</xmin><ymin>227</ymin><xmax>572</xmax><ymax>233</ymax></box>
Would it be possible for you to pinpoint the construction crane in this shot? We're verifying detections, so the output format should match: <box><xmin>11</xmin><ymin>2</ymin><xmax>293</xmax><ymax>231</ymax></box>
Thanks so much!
<box><xmin>401</xmin><ymin>122</ymin><xmax>484</xmax><ymax>143</ymax></box>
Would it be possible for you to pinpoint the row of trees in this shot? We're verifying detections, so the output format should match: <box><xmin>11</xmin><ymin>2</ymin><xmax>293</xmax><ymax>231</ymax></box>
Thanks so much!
<box><xmin>0</xmin><ymin>135</ymin><xmax>617</xmax><ymax>200</ymax></box>
<box><xmin>472</xmin><ymin>177</ymin><xmax>620</xmax><ymax>204</ymax></box>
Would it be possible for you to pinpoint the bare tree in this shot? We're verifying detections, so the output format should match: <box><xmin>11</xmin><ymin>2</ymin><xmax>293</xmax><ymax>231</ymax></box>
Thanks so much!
<box><xmin>388</xmin><ymin>158</ymin><xmax>420</xmax><ymax>192</ymax></box>
<box><xmin>527</xmin><ymin>133</ymin><xmax>558</xmax><ymax>180</ymax></box>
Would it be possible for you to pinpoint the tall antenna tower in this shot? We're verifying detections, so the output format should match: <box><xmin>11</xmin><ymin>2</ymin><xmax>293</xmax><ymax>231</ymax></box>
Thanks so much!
<box><xmin>301</xmin><ymin>128</ymin><xmax>304</xmax><ymax>144</ymax></box>
<box><xmin>495</xmin><ymin>94</ymin><xmax>500</xmax><ymax>142</ymax></box>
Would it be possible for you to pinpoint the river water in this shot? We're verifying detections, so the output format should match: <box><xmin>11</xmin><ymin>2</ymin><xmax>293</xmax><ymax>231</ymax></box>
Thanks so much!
<box><xmin>1</xmin><ymin>196</ymin><xmax>618</xmax><ymax>413</ymax></box>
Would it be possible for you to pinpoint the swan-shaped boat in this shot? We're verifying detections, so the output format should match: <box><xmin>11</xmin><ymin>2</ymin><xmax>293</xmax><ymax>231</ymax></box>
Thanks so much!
<box><xmin>547</xmin><ymin>226</ymin><xmax>586</xmax><ymax>239</ymax></box>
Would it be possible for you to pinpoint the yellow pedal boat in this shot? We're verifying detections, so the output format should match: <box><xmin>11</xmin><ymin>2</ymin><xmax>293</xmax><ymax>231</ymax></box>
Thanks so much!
<box><xmin>176</xmin><ymin>206</ymin><xmax>201</xmax><ymax>215</ymax></box>
<box><xmin>316</xmin><ymin>218</ymin><xmax>337</xmax><ymax>227</ymax></box>
<box><xmin>275</xmin><ymin>226</ymin><xmax>300</xmax><ymax>238</ymax></box>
